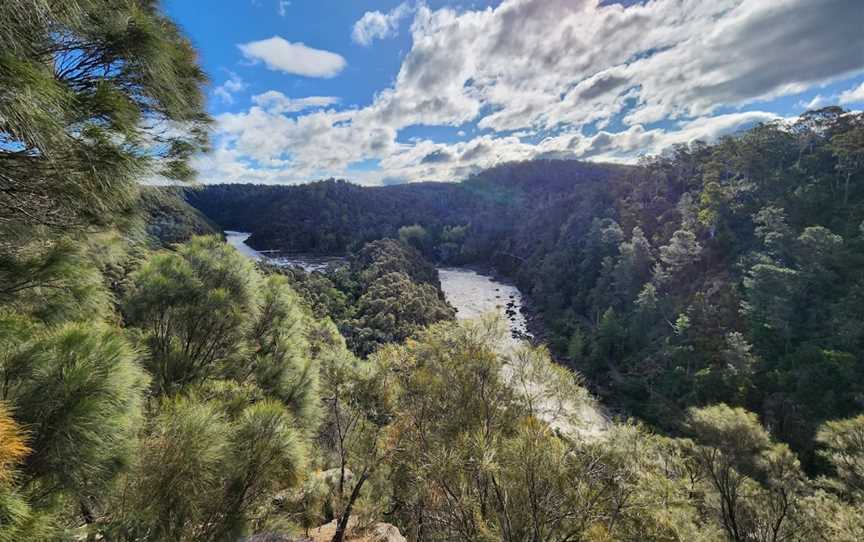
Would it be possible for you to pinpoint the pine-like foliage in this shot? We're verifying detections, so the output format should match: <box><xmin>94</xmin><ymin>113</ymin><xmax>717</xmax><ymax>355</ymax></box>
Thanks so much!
<box><xmin>124</xmin><ymin>235</ymin><xmax>261</xmax><ymax>394</ymax></box>
<box><xmin>246</xmin><ymin>275</ymin><xmax>322</xmax><ymax>429</ymax></box>
<box><xmin>1</xmin><ymin>321</ymin><xmax>149</xmax><ymax>501</ymax></box>
<box><xmin>105</xmin><ymin>393</ymin><xmax>307</xmax><ymax>541</ymax></box>
<box><xmin>0</xmin><ymin>0</ymin><xmax>209</xmax><ymax>244</ymax></box>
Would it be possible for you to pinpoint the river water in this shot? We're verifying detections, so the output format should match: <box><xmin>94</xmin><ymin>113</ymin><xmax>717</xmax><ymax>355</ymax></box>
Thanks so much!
<box><xmin>225</xmin><ymin>230</ymin><xmax>608</xmax><ymax>437</ymax></box>
<box><xmin>226</xmin><ymin>231</ymin><xmax>531</xmax><ymax>341</ymax></box>
<box><xmin>225</xmin><ymin>231</ymin><xmax>346</xmax><ymax>273</ymax></box>
<box><xmin>438</xmin><ymin>267</ymin><xmax>532</xmax><ymax>345</ymax></box>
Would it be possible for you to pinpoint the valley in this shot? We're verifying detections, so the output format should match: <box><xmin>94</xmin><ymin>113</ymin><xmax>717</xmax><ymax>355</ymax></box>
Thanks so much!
<box><xmin>227</xmin><ymin>230</ymin><xmax>531</xmax><ymax>345</ymax></box>
<box><xmin>3</xmin><ymin>1</ymin><xmax>864</xmax><ymax>540</ymax></box>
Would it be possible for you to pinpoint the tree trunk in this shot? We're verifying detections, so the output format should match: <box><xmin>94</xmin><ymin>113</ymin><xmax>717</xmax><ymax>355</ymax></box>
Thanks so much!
<box><xmin>331</xmin><ymin>472</ymin><xmax>369</xmax><ymax>542</ymax></box>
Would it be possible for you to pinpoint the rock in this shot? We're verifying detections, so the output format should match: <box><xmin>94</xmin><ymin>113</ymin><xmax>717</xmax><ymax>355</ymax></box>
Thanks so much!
<box><xmin>369</xmin><ymin>523</ymin><xmax>406</xmax><ymax>542</ymax></box>
<box><xmin>242</xmin><ymin>534</ymin><xmax>309</xmax><ymax>542</ymax></box>
<box><xmin>320</xmin><ymin>467</ymin><xmax>353</xmax><ymax>489</ymax></box>
<box><xmin>305</xmin><ymin>519</ymin><xmax>406</xmax><ymax>542</ymax></box>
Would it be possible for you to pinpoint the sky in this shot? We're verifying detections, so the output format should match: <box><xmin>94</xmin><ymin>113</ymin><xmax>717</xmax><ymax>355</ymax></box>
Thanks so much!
<box><xmin>163</xmin><ymin>0</ymin><xmax>864</xmax><ymax>186</ymax></box>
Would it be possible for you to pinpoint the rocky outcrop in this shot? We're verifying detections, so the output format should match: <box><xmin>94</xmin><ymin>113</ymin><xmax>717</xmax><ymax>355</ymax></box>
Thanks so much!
<box><xmin>368</xmin><ymin>522</ymin><xmax>406</xmax><ymax>542</ymax></box>
<box><xmin>305</xmin><ymin>518</ymin><xmax>406</xmax><ymax>542</ymax></box>
<box><xmin>242</xmin><ymin>534</ymin><xmax>310</xmax><ymax>542</ymax></box>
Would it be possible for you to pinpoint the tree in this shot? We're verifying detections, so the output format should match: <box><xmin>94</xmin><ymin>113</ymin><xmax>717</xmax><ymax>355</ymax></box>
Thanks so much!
<box><xmin>351</xmin><ymin>271</ymin><xmax>454</xmax><ymax>356</ymax></box>
<box><xmin>0</xmin><ymin>0</ymin><xmax>209</xmax><ymax>242</ymax></box>
<box><xmin>741</xmin><ymin>259</ymin><xmax>799</xmax><ymax>350</ymax></box>
<box><xmin>398</xmin><ymin>224</ymin><xmax>430</xmax><ymax>255</ymax></box>
<box><xmin>0</xmin><ymin>320</ymin><xmax>149</xmax><ymax>523</ymax></box>
<box><xmin>653</xmin><ymin>229</ymin><xmax>702</xmax><ymax>286</ymax></box>
<box><xmin>106</xmin><ymin>395</ymin><xmax>232</xmax><ymax>541</ymax></box>
<box><xmin>124</xmin><ymin>236</ymin><xmax>261</xmax><ymax>394</ymax></box>
<box><xmin>681</xmin><ymin>404</ymin><xmax>812</xmax><ymax>542</ymax></box>
<box><xmin>353</xmin><ymin>238</ymin><xmax>440</xmax><ymax>287</ymax></box>
<box><xmin>105</xmin><ymin>392</ymin><xmax>306</xmax><ymax>542</ymax></box>
<box><xmin>753</xmin><ymin>206</ymin><xmax>792</xmax><ymax>257</ymax></box>
<box><xmin>831</xmin><ymin>124</ymin><xmax>864</xmax><ymax>206</ymax></box>
<box><xmin>613</xmin><ymin>226</ymin><xmax>655</xmax><ymax>302</ymax></box>
<box><xmin>318</xmin><ymin>349</ymin><xmax>397</xmax><ymax>542</ymax></box>
<box><xmin>244</xmin><ymin>275</ymin><xmax>321</xmax><ymax>429</ymax></box>
<box><xmin>0</xmin><ymin>238</ymin><xmax>112</xmax><ymax>325</ymax></box>
<box><xmin>816</xmin><ymin>415</ymin><xmax>864</xmax><ymax>500</ymax></box>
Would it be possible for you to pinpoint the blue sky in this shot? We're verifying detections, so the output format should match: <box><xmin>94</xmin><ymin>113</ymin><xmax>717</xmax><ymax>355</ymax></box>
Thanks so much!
<box><xmin>163</xmin><ymin>0</ymin><xmax>864</xmax><ymax>185</ymax></box>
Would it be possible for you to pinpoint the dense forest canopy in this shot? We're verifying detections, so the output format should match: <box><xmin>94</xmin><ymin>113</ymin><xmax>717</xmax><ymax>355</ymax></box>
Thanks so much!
<box><xmin>1</xmin><ymin>1</ymin><xmax>864</xmax><ymax>541</ymax></box>
<box><xmin>190</xmin><ymin>109</ymin><xmax>864</xmax><ymax>463</ymax></box>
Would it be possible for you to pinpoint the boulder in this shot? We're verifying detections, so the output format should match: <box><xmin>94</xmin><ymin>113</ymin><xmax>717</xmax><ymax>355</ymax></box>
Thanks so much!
<box><xmin>305</xmin><ymin>519</ymin><xmax>406</xmax><ymax>542</ymax></box>
<box><xmin>369</xmin><ymin>522</ymin><xmax>406</xmax><ymax>542</ymax></box>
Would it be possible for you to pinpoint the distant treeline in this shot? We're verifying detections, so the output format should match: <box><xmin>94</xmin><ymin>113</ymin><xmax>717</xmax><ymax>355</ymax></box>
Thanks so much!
<box><xmin>185</xmin><ymin>160</ymin><xmax>624</xmax><ymax>259</ymax></box>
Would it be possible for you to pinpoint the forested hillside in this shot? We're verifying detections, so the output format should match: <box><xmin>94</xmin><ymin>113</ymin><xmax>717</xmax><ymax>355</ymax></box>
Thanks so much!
<box><xmin>186</xmin><ymin>160</ymin><xmax>622</xmax><ymax>260</ymax></box>
<box><xmin>139</xmin><ymin>187</ymin><xmax>219</xmax><ymax>246</ymax></box>
<box><xmin>190</xmin><ymin>109</ymin><xmax>864</xmax><ymax>465</ymax></box>
<box><xmin>2</xmin><ymin>1</ymin><xmax>864</xmax><ymax>541</ymax></box>
<box><xmin>275</xmin><ymin>238</ymin><xmax>455</xmax><ymax>357</ymax></box>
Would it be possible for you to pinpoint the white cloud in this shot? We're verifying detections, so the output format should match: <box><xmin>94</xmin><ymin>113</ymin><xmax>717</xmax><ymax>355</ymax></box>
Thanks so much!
<box><xmin>238</xmin><ymin>36</ymin><xmax>346</xmax><ymax>78</ymax></box>
<box><xmin>799</xmin><ymin>94</ymin><xmax>833</xmax><ymax>110</ymax></box>
<box><xmin>252</xmin><ymin>91</ymin><xmax>339</xmax><ymax>114</ymax></box>
<box><xmin>352</xmin><ymin>3</ymin><xmax>412</xmax><ymax>46</ymax></box>
<box><xmin>277</xmin><ymin>0</ymin><xmax>290</xmax><ymax>17</ymax></box>
<box><xmin>213</xmin><ymin>72</ymin><xmax>246</xmax><ymax>104</ymax></box>
<box><xmin>839</xmin><ymin>82</ymin><xmax>864</xmax><ymax>104</ymax></box>
<box><xmin>203</xmin><ymin>0</ymin><xmax>864</xmax><ymax>185</ymax></box>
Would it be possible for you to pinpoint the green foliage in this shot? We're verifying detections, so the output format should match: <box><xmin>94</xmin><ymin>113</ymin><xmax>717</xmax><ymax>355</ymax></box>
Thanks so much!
<box><xmin>139</xmin><ymin>187</ymin><xmax>219</xmax><ymax>247</ymax></box>
<box><xmin>0</xmin><ymin>0</ymin><xmax>209</xmax><ymax>243</ymax></box>
<box><xmin>317</xmin><ymin>341</ymin><xmax>398</xmax><ymax>542</ymax></box>
<box><xmin>356</xmin><ymin>319</ymin><xmax>753</xmax><ymax>541</ymax></box>
<box><xmin>282</xmin><ymin>238</ymin><xmax>455</xmax><ymax>357</ymax></box>
<box><xmin>1</xmin><ymin>4</ymin><xmax>864</xmax><ymax>535</ymax></box>
<box><xmin>816</xmin><ymin>415</ymin><xmax>864</xmax><ymax>500</ymax></box>
<box><xmin>0</xmin><ymin>2</ymin><xmax>339</xmax><ymax>539</ymax></box>
<box><xmin>0</xmin><ymin>488</ymin><xmax>57</xmax><ymax>542</ymax></box>
<box><xmin>106</xmin><ymin>393</ymin><xmax>305</xmax><ymax>541</ymax></box>
<box><xmin>246</xmin><ymin>275</ymin><xmax>321</xmax><ymax>429</ymax></box>
<box><xmin>352</xmin><ymin>272</ymin><xmax>455</xmax><ymax>356</ymax></box>
<box><xmin>0</xmin><ymin>320</ymin><xmax>148</xmax><ymax>502</ymax></box>
<box><xmin>192</xmin><ymin>112</ymin><xmax>864</xmax><ymax>467</ymax></box>
<box><xmin>353</xmin><ymin>238</ymin><xmax>440</xmax><ymax>287</ymax></box>
<box><xmin>0</xmin><ymin>239</ymin><xmax>112</xmax><ymax>324</ymax></box>
<box><xmin>124</xmin><ymin>235</ymin><xmax>260</xmax><ymax>393</ymax></box>
<box><xmin>397</xmin><ymin>224</ymin><xmax>431</xmax><ymax>254</ymax></box>
<box><xmin>107</xmin><ymin>395</ymin><xmax>232</xmax><ymax>541</ymax></box>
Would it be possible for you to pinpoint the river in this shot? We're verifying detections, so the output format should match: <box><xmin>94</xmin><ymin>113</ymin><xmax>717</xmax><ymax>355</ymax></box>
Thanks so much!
<box><xmin>225</xmin><ymin>231</ymin><xmax>609</xmax><ymax>437</ymax></box>
<box><xmin>226</xmin><ymin>231</ymin><xmax>531</xmax><ymax>342</ymax></box>
<box><xmin>225</xmin><ymin>231</ymin><xmax>346</xmax><ymax>273</ymax></box>
<box><xmin>438</xmin><ymin>267</ymin><xmax>532</xmax><ymax>345</ymax></box>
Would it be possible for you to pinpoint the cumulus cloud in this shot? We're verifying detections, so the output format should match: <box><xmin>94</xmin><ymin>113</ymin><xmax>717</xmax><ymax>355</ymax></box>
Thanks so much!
<box><xmin>800</xmin><ymin>94</ymin><xmax>833</xmax><ymax>110</ymax></box>
<box><xmin>252</xmin><ymin>91</ymin><xmax>339</xmax><ymax>114</ymax></box>
<box><xmin>213</xmin><ymin>72</ymin><xmax>246</xmax><ymax>104</ymax></box>
<box><xmin>839</xmin><ymin>82</ymin><xmax>864</xmax><ymax>104</ymax></box>
<box><xmin>204</xmin><ymin>0</ymin><xmax>864</xmax><ymax>185</ymax></box>
<box><xmin>352</xmin><ymin>3</ymin><xmax>412</xmax><ymax>46</ymax></box>
<box><xmin>238</xmin><ymin>36</ymin><xmax>346</xmax><ymax>78</ymax></box>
